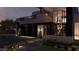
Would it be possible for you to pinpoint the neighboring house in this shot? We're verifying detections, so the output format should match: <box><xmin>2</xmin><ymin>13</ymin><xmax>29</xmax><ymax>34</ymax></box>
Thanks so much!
<box><xmin>16</xmin><ymin>7</ymin><xmax>78</xmax><ymax>39</ymax></box>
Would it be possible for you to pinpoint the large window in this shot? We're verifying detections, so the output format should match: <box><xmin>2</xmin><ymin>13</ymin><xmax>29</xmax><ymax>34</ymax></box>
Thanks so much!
<box><xmin>74</xmin><ymin>23</ymin><xmax>79</xmax><ymax>40</ymax></box>
<box><xmin>53</xmin><ymin>8</ymin><xmax>66</xmax><ymax>35</ymax></box>
<box><xmin>53</xmin><ymin>8</ymin><xmax>66</xmax><ymax>23</ymax></box>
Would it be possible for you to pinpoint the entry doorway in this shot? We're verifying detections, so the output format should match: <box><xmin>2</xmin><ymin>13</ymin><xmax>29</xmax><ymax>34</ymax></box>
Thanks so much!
<box><xmin>37</xmin><ymin>25</ymin><xmax>44</xmax><ymax>38</ymax></box>
<box><xmin>37</xmin><ymin>25</ymin><xmax>47</xmax><ymax>38</ymax></box>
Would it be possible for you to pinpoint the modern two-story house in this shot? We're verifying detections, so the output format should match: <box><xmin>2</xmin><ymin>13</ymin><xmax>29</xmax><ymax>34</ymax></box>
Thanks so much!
<box><xmin>16</xmin><ymin>7</ymin><xmax>79</xmax><ymax>40</ymax></box>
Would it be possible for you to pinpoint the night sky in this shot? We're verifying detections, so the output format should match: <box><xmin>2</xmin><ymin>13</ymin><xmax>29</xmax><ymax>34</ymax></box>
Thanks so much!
<box><xmin>0</xmin><ymin>7</ymin><xmax>78</xmax><ymax>21</ymax></box>
<box><xmin>0</xmin><ymin>7</ymin><xmax>39</xmax><ymax>21</ymax></box>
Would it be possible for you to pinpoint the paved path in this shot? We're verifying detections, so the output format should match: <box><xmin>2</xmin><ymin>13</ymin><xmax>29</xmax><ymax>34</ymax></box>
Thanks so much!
<box><xmin>16</xmin><ymin>38</ymin><xmax>42</xmax><ymax>51</ymax></box>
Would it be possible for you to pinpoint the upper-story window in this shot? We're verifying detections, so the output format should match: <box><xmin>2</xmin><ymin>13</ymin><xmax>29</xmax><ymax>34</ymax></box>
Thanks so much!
<box><xmin>53</xmin><ymin>8</ymin><xmax>66</xmax><ymax>23</ymax></box>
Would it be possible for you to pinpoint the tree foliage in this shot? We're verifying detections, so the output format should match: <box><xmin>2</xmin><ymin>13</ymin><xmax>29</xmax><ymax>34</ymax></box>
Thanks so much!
<box><xmin>0</xmin><ymin>19</ymin><xmax>16</xmax><ymax>30</ymax></box>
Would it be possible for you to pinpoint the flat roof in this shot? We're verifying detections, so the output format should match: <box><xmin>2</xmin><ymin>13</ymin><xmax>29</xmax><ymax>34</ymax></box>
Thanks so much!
<box><xmin>16</xmin><ymin>14</ymin><xmax>53</xmax><ymax>24</ymax></box>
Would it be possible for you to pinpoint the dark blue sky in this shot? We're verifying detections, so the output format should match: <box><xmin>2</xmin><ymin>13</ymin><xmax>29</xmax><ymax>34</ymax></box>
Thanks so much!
<box><xmin>0</xmin><ymin>7</ymin><xmax>39</xmax><ymax>21</ymax></box>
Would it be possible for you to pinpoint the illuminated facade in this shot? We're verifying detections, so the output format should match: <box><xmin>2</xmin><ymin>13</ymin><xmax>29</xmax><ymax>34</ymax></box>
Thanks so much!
<box><xmin>16</xmin><ymin>7</ymin><xmax>78</xmax><ymax>38</ymax></box>
<box><xmin>74</xmin><ymin>14</ymin><xmax>79</xmax><ymax>40</ymax></box>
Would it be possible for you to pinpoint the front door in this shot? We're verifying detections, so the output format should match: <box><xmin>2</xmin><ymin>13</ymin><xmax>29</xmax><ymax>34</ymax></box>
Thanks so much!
<box><xmin>37</xmin><ymin>25</ymin><xmax>44</xmax><ymax>38</ymax></box>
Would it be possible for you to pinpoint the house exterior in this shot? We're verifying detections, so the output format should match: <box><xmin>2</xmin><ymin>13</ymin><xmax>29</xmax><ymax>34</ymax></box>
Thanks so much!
<box><xmin>74</xmin><ymin>14</ymin><xmax>79</xmax><ymax>40</ymax></box>
<box><xmin>16</xmin><ymin>7</ymin><xmax>78</xmax><ymax>39</ymax></box>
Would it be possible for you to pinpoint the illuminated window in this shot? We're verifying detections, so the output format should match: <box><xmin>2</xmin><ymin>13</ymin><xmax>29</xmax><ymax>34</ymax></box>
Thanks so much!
<box><xmin>53</xmin><ymin>9</ymin><xmax>66</xmax><ymax>23</ymax></box>
<box><xmin>53</xmin><ymin>8</ymin><xmax>66</xmax><ymax>35</ymax></box>
<box><xmin>74</xmin><ymin>23</ymin><xmax>79</xmax><ymax>40</ymax></box>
